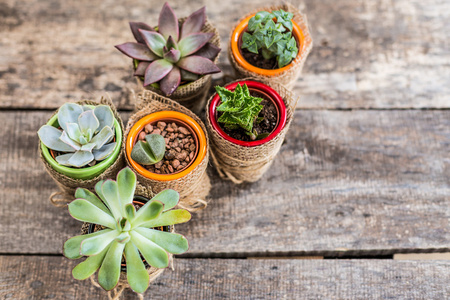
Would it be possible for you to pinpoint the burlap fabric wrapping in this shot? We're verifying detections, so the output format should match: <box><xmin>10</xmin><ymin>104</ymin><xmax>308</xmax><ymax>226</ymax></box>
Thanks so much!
<box><xmin>137</xmin><ymin>17</ymin><xmax>221</xmax><ymax>115</ymax></box>
<box><xmin>39</xmin><ymin>97</ymin><xmax>125</xmax><ymax>207</ymax></box>
<box><xmin>124</xmin><ymin>91</ymin><xmax>211</xmax><ymax>211</ymax></box>
<box><xmin>228</xmin><ymin>3</ymin><xmax>313</xmax><ymax>89</ymax></box>
<box><xmin>206</xmin><ymin>78</ymin><xmax>299</xmax><ymax>184</ymax></box>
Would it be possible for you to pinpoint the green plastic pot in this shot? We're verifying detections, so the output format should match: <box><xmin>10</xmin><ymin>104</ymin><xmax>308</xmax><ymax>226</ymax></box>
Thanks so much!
<box><xmin>40</xmin><ymin>112</ymin><xmax>123</xmax><ymax>180</ymax></box>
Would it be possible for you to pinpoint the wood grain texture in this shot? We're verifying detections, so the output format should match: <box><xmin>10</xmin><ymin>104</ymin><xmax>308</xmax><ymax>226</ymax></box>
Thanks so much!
<box><xmin>1</xmin><ymin>0</ymin><xmax>449</xmax><ymax>109</ymax></box>
<box><xmin>0</xmin><ymin>110</ymin><xmax>448</xmax><ymax>255</ymax></box>
<box><xmin>1</xmin><ymin>256</ymin><xmax>449</xmax><ymax>299</ymax></box>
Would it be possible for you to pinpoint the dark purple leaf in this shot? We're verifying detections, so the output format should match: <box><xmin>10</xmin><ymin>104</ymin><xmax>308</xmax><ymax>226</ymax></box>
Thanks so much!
<box><xmin>180</xmin><ymin>69</ymin><xmax>199</xmax><ymax>81</ymax></box>
<box><xmin>159</xmin><ymin>2</ymin><xmax>179</xmax><ymax>41</ymax></box>
<box><xmin>144</xmin><ymin>59</ymin><xmax>174</xmax><ymax>86</ymax></box>
<box><xmin>180</xmin><ymin>7</ymin><xmax>206</xmax><ymax>39</ymax></box>
<box><xmin>163</xmin><ymin>49</ymin><xmax>181</xmax><ymax>63</ymax></box>
<box><xmin>160</xmin><ymin>66</ymin><xmax>181</xmax><ymax>96</ymax></box>
<box><xmin>129</xmin><ymin>22</ymin><xmax>154</xmax><ymax>43</ymax></box>
<box><xmin>178</xmin><ymin>32</ymin><xmax>214</xmax><ymax>57</ymax></box>
<box><xmin>135</xmin><ymin>61</ymin><xmax>150</xmax><ymax>76</ymax></box>
<box><xmin>192</xmin><ymin>43</ymin><xmax>221</xmax><ymax>61</ymax></box>
<box><xmin>177</xmin><ymin>56</ymin><xmax>221</xmax><ymax>75</ymax></box>
<box><xmin>115</xmin><ymin>43</ymin><xmax>158</xmax><ymax>61</ymax></box>
<box><xmin>139</xmin><ymin>30</ymin><xmax>166</xmax><ymax>57</ymax></box>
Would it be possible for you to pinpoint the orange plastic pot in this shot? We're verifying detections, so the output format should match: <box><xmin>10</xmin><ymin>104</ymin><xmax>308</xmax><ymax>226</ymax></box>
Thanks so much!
<box><xmin>126</xmin><ymin>111</ymin><xmax>207</xmax><ymax>181</ymax></box>
<box><xmin>230</xmin><ymin>14</ymin><xmax>305</xmax><ymax>76</ymax></box>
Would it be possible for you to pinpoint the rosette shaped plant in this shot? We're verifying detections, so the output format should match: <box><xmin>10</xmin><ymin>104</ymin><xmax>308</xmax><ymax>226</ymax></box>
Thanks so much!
<box><xmin>63</xmin><ymin>167</ymin><xmax>191</xmax><ymax>293</ymax></box>
<box><xmin>115</xmin><ymin>2</ymin><xmax>221</xmax><ymax>96</ymax></box>
<box><xmin>38</xmin><ymin>103</ymin><xmax>116</xmax><ymax>168</ymax></box>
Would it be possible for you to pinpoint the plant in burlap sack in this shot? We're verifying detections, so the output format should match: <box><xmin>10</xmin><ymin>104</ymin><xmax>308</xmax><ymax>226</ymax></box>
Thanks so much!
<box><xmin>63</xmin><ymin>167</ymin><xmax>191</xmax><ymax>293</ymax></box>
<box><xmin>241</xmin><ymin>9</ymin><xmax>298</xmax><ymax>68</ymax></box>
<box><xmin>215</xmin><ymin>83</ymin><xmax>272</xmax><ymax>141</ymax></box>
<box><xmin>38</xmin><ymin>103</ymin><xmax>116</xmax><ymax>168</ymax></box>
<box><xmin>131</xmin><ymin>134</ymin><xmax>166</xmax><ymax>165</ymax></box>
<box><xmin>115</xmin><ymin>2</ymin><xmax>221</xmax><ymax>96</ymax></box>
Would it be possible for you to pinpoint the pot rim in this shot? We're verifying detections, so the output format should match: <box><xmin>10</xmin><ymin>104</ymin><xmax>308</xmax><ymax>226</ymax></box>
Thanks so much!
<box><xmin>230</xmin><ymin>13</ymin><xmax>305</xmax><ymax>76</ymax></box>
<box><xmin>40</xmin><ymin>113</ymin><xmax>123</xmax><ymax>180</ymax></box>
<box><xmin>209</xmin><ymin>80</ymin><xmax>287</xmax><ymax>147</ymax></box>
<box><xmin>126</xmin><ymin>111</ymin><xmax>207</xmax><ymax>181</ymax></box>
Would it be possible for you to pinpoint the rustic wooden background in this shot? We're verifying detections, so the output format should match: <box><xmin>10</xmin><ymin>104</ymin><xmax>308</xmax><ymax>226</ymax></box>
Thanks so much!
<box><xmin>1</xmin><ymin>0</ymin><xmax>449</xmax><ymax>299</ymax></box>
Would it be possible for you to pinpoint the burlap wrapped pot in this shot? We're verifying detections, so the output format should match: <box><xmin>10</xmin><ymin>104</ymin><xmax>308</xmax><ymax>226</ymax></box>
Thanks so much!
<box><xmin>136</xmin><ymin>17</ymin><xmax>221</xmax><ymax>115</ymax></box>
<box><xmin>39</xmin><ymin>97</ymin><xmax>125</xmax><ymax>207</ymax></box>
<box><xmin>228</xmin><ymin>3</ymin><xmax>313</xmax><ymax>89</ymax></box>
<box><xmin>124</xmin><ymin>90</ymin><xmax>211</xmax><ymax>212</ymax></box>
<box><xmin>206</xmin><ymin>78</ymin><xmax>299</xmax><ymax>184</ymax></box>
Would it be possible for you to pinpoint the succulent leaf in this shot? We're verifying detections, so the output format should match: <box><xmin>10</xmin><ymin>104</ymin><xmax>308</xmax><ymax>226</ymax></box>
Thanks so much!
<box><xmin>64</xmin><ymin>230</ymin><xmax>111</xmax><ymax>259</ymax></box>
<box><xmin>101</xmin><ymin>180</ymin><xmax>122</xmax><ymax>221</ymax></box>
<box><xmin>180</xmin><ymin>6</ymin><xmax>206</xmax><ymax>39</ymax></box>
<box><xmin>125</xmin><ymin>203</ymin><xmax>136</xmax><ymax>220</ymax></box>
<box><xmin>75</xmin><ymin>188</ymin><xmax>110</xmax><ymax>214</ymax></box>
<box><xmin>132</xmin><ymin>200</ymin><xmax>164</xmax><ymax>228</ymax></box>
<box><xmin>160</xmin><ymin>66</ymin><xmax>181</xmax><ymax>96</ymax></box>
<box><xmin>117</xmin><ymin>167</ymin><xmax>136</xmax><ymax>208</ymax></box>
<box><xmin>166</xmin><ymin>36</ymin><xmax>178</xmax><ymax>50</ymax></box>
<box><xmin>125</xmin><ymin>242</ymin><xmax>149</xmax><ymax>293</ymax></box>
<box><xmin>65</xmin><ymin>123</ymin><xmax>83</xmax><ymax>143</ymax></box>
<box><xmin>180</xmin><ymin>69</ymin><xmax>199</xmax><ymax>82</ymax></box>
<box><xmin>131</xmin><ymin>133</ymin><xmax>166</xmax><ymax>165</ymax></box>
<box><xmin>59</xmin><ymin>131</ymin><xmax>81</xmax><ymax>150</ymax></box>
<box><xmin>78</xmin><ymin>110</ymin><xmax>100</xmax><ymax>135</ymax></box>
<box><xmin>55</xmin><ymin>153</ymin><xmax>75</xmax><ymax>166</ymax></box>
<box><xmin>178</xmin><ymin>32</ymin><xmax>213</xmax><ymax>57</ymax></box>
<box><xmin>158</xmin><ymin>2</ymin><xmax>179</xmax><ymax>40</ymax></box>
<box><xmin>67</xmin><ymin>150</ymin><xmax>95</xmax><ymax>167</ymax></box>
<box><xmin>129</xmin><ymin>22</ymin><xmax>155</xmax><ymax>44</ymax></box>
<box><xmin>115</xmin><ymin>42</ymin><xmax>158</xmax><ymax>61</ymax></box>
<box><xmin>177</xmin><ymin>56</ymin><xmax>221</xmax><ymax>74</ymax></box>
<box><xmin>93</xmin><ymin>142</ymin><xmax>116</xmax><ymax>161</ymax></box>
<box><xmin>140</xmin><ymin>209</ymin><xmax>191</xmax><ymax>228</ymax></box>
<box><xmin>72</xmin><ymin>246</ymin><xmax>109</xmax><ymax>280</ymax></box>
<box><xmin>144</xmin><ymin>59</ymin><xmax>174</xmax><ymax>86</ymax></box>
<box><xmin>149</xmin><ymin>189</ymin><xmax>179</xmax><ymax>211</ymax></box>
<box><xmin>58</xmin><ymin>103</ymin><xmax>83</xmax><ymax>132</ymax></box>
<box><xmin>81</xmin><ymin>230</ymin><xmax>120</xmax><ymax>256</ymax></box>
<box><xmin>38</xmin><ymin>125</ymin><xmax>76</xmax><ymax>152</ymax></box>
<box><xmin>163</xmin><ymin>48</ymin><xmax>181</xmax><ymax>63</ymax></box>
<box><xmin>90</xmin><ymin>126</ymin><xmax>114</xmax><ymax>150</ymax></box>
<box><xmin>98</xmin><ymin>240</ymin><xmax>125</xmax><ymax>291</ymax></box>
<box><xmin>192</xmin><ymin>42</ymin><xmax>221</xmax><ymax>61</ymax></box>
<box><xmin>130</xmin><ymin>231</ymin><xmax>169</xmax><ymax>269</ymax></box>
<box><xmin>68</xmin><ymin>199</ymin><xmax>117</xmax><ymax>228</ymax></box>
<box><xmin>134</xmin><ymin>61</ymin><xmax>150</xmax><ymax>76</ymax></box>
<box><xmin>94</xmin><ymin>105</ymin><xmax>115</xmax><ymax>133</ymax></box>
<box><xmin>134</xmin><ymin>227</ymin><xmax>188</xmax><ymax>254</ymax></box>
<box><xmin>139</xmin><ymin>30</ymin><xmax>166</xmax><ymax>57</ymax></box>
<box><xmin>80</xmin><ymin>142</ymin><xmax>96</xmax><ymax>152</ymax></box>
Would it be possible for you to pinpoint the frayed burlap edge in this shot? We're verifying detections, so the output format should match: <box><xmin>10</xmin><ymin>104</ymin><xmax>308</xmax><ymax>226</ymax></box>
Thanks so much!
<box><xmin>228</xmin><ymin>3</ymin><xmax>313</xmax><ymax>89</ymax></box>
<box><xmin>206</xmin><ymin>77</ymin><xmax>299</xmax><ymax>184</ymax></box>
<box><xmin>39</xmin><ymin>96</ymin><xmax>125</xmax><ymax>207</ymax></box>
<box><xmin>124</xmin><ymin>91</ymin><xmax>211</xmax><ymax>212</ymax></box>
<box><xmin>137</xmin><ymin>17</ymin><xmax>221</xmax><ymax>115</ymax></box>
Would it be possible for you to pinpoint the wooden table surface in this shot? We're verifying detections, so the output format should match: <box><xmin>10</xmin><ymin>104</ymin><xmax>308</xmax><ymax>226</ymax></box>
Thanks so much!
<box><xmin>1</xmin><ymin>0</ymin><xmax>449</xmax><ymax>299</ymax></box>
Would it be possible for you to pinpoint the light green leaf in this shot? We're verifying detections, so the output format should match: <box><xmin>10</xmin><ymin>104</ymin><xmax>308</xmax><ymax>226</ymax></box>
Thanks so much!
<box><xmin>67</xmin><ymin>150</ymin><xmax>94</xmax><ymax>167</ymax></box>
<box><xmin>80</xmin><ymin>230</ymin><xmax>120</xmax><ymax>256</ymax></box>
<box><xmin>59</xmin><ymin>131</ymin><xmax>81</xmax><ymax>150</ymax></box>
<box><xmin>117</xmin><ymin>167</ymin><xmax>136</xmax><ymax>208</ymax></box>
<box><xmin>63</xmin><ymin>230</ymin><xmax>111</xmax><ymax>259</ymax></box>
<box><xmin>75</xmin><ymin>188</ymin><xmax>110</xmax><ymax>215</ymax></box>
<box><xmin>92</xmin><ymin>143</ymin><xmax>116</xmax><ymax>161</ymax></box>
<box><xmin>58</xmin><ymin>103</ymin><xmax>83</xmax><ymax>132</ymax></box>
<box><xmin>98</xmin><ymin>240</ymin><xmax>126</xmax><ymax>291</ymax></box>
<box><xmin>125</xmin><ymin>242</ymin><xmax>149</xmax><ymax>293</ymax></box>
<box><xmin>65</xmin><ymin>123</ymin><xmax>82</xmax><ymax>143</ymax></box>
<box><xmin>101</xmin><ymin>180</ymin><xmax>122</xmax><ymax>221</ymax></box>
<box><xmin>130</xmin><ymin>231</ymin><xmax>169</xmax><ymax>269</ymax></box>
<box><xmin>72</xmin><ymin>245</ymin><xmax>109</xmax><ymax>280</ymax></box>
<box><xmin>90</xmin><ymin>126</ymin><xmax>114</xmax><ymax>150</ymax></box>
<box><xmin>149</xmin><ymin>189</ymin><xmax>179</xmax><ymax>211</ymax></box>
<box><xmin>68</xmin><ymin>199</ymin><xmax>116</xmax><ymax>228</ymax></box>
<box><xmin>134</xmin><ymin>227</ymin><xmax>189</xmax><ymax>254</ymax></box>
<box><xmin>140</xmin><ymin>209</ymin><xmax>191</xmax><ymax>228</ymax></box>
<box><xmin>78</xmin><ymin>110</ymin><xmax>100</xmax><ymax>134</ymax></box>
<box><xmin>38</xmin><ymin>125</ymin><xmax>76</xmax><ymax>152</ymax></box>
<box><xmin>94</xmin><ymin>105</ymin><xmax>115</xmax><ymax>133</ymax></box>
<box><xmin>132</xmin><ymin>200</ymin><xmax>164</xmax><ymax>228</ymax></box>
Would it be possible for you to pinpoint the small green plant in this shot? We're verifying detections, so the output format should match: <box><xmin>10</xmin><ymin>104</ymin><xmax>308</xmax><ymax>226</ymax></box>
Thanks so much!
<box><xmin>38</xmin><ymin>103</ymin><xmax>116</xmax><ymax>168</ymax></box>
<box><xmin>63</xmin><ymin>167</ymin><xmax>191</xmax><ymax>293</ymax></box>
<box><xmin>131</xmin><ymin>134</ymin><xmax>166</xmax><ymax>165</ymax></box>
<box><xmin>241</xmin><ymin>9</ymin><xmax>298</xmax><ymax>68</ymax></box>
<box><xmin>115</xmin><ymin>2</ymin><xmax>221</xmax><ymax>96</ymax></box>
<box><xmin>215</xmin><ymin>84</ymin><xmax>265</xmax><ymax>140</ymax></box>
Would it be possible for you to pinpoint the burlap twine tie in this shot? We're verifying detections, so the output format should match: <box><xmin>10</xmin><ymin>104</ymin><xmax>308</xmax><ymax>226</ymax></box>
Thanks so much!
<box><xmin>39</xmin><ymin>96</ymin><xmax>125</xmax><ymax>207</ymax></box>
<box><xmin>206</xmin><ymin>78</ymin><xmax>299</xmax><ymax>184</ymax></box>
<box><xmin>228</xmin><ymin>3</ymin><xmax>313</xmax><ymax>89</ymax></box>
<box><xmin>124</xmin><ymin>90</ymin><xmax>211</xmax><ymax>212</ymax></box>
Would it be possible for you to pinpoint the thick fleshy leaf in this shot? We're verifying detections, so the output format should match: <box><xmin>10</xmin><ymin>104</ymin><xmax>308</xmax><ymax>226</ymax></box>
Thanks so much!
<box><xmin>94</xmin><ymin>105</ymin><xmax>115</xmax><ymax>133</ymax></box>
<box><xmin>139</xmin><ymin>30</ymin><xmax>166</xmax><ymax>57</ymax></box>
<box><xmin>54</xmin><ymin>153</ymin><xmax>74</xmax><ymax>166</ymax></box>
<box><xmin>125</xmin><ymin>203</ymin><xmax>136</xmax><ymax>220</ymax></box>
<box><xmin>135</xmin><ymin>227</ymin><xmax>189</xmax><ymax>254</ymax></box>
<box><xmin>130</xmin><ymin>231</ymin><xmax>169</xmax><ymax>269</ymax></box>
<box><xmin>67</xmin><ymin>150</ymin><xmax>94</xmax><ymax>167</ymax></box>
<box><xmin>129</xmin><ymin>22</ymin><xmax>154</xmax><ymax>44</ymax></box>
<box><xmin>135</xmin><ymin>61</ymin><xmax>150</xmax><ymax>76</ymax></box>
<box><xmin>178</xmin><ymin>32</ymin><xmax>213</xmax><ymax>57</ymax></box>
<box><xmin>192</xmin><ymin>42</ymin><xmax>221</xmax><ymax>61</ymax></box>
<box><xmin>180</xmin><ymin>69</ymin><xmax>199</xmax><ymax>81</ymax></box>
<box><xmin>72</xmin><ymin>246</ymin><xmax>109</xmax><ymax>280</ymax></box>
<box><xmin>59</xmin><ymin>131</ymin><xmax>81</xmax><ymax>150</ymax></box>
<box><xmin>177</xmin><ymin>56</ymin><xmax>220</xmax><ymax>75</ymax></box>
<box><xmin>150</xmin><ymin>189</ymin><xmax>179</xmax><ymax>211</ymax></box>
<box><xmin>38</xmin><ymin>125</ymin><xmax>76</xmax><ymax>152</ymax></box>
<box><xmin>131</xmin><ymin>134</ymin><xmax>166</xmax><ymax>164</ymax></box>
<box><xmin>116</xmin><ymin>167</ymin><xmax>136</xmax><ymax>208</ymax></box>
<box><xmin>132</xmin><ymin>200</ymin><xmax>164</xmax><ymax>228</ymax></box>
<box><xmin>78</xmin><ymin>110</ymin><xmax>100</xmax><ymax>135</ymax></box>
<box><xmin>143</xmin><ymin>59</ymin><xmax>173</xmax><ymax>86</ymax></box>
<box><xmin>163</xmin><ymin>49</ymin><xmax>181</xmax><ymax>63</ymax></box>
<box><xmin>98</xmin><ymin>241</ymin><xmax>126</xmax><ymax>291</ymax></box>
<box><xmin>75</xmin><ymin>188</ymin><xmax>110</xmax><ymax>214</ymax></box>
<box><xmin>58</xmin><ymin>103</ymin><xmax>83</xmax><ymax>132</ymax></box>
<box><xmin>101</xmin><ymin>180</ymin><xmax>122</xmax><ymax>221</ymax></box>
<box><xmin>68</xmin><ymin>199</ymin><xmax>117</xmax><ymax>228</ymax></box>
<box><xmin>65</xmin><ymin>123</ymin><xmax>82</xmax><ymax>143</ymax></box>
<box><xmin>141</xmin><ymin>209</ymin><xmax>191</xmax><ymax>228</ymax></box>
<box><xmin>158</xmin><ymin>2</ymin><xmax>179</xmax><ymax>40</ymax></box>
<box><xmin>115</xmin><ymin>42</ymin><xmax>158</xmax><ymax>62</ymax></box>
<box><xmin>95</xmin><ymin>180</ymin><xmax>109</xmax><ymax>209</ymax></box>
<box><xmin>93</xmin><ymin>142</ymin><xmax>115</xmax><ymax>161</ymax></box>
<box><xmin>180</xmin><ymin>6</ymin><xmax>206</xmax><ymax>39</ymax></box>
<box><xmin>166</xmin><ymin>36</ymin><xmax>178</xmax><ymax>50</ymax></box>
<box><xmin>81</xmin><ymin>230</ymin><xmax>120</xmax><ymax>256</ymax></box>
<box><xmin>64</xmin><ymin>230</ymin><xmax>111</xmax><ymax>259</ymax></box>
<box><xmin>90</xmin><ymin>126</ymin><xmax>114</xmax><ymax>150</ymax></box>
<box><xmin>81</xmin><ymin>142</ymin><xmax>96</xmax><ymax>152</ymax></box>
<box><xmin>125</xmin><ymin>242</ymin><xmax>149</xmax><ymax>293</ymax></box>
<box><xmin>160</xmin><ymin>66</ymin><xmax>181</xmax><ymax>96</ymax></box>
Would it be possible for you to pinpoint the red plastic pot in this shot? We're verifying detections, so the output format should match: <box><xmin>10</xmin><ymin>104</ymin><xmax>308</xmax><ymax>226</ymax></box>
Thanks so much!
<box><xmin>208</xmin><ymin>80</ymin><xmax>287</xmax><ymax>147</ymax></box>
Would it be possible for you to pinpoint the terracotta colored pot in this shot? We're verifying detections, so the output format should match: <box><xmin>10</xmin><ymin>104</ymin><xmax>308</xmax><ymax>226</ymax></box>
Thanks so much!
<box><xmin>230</xmin><ymin>14</ymin><xmax>305</xmax><ymax>76</ymax></box>
<box><xmin>126</xmin><ymin>111</ymin><xmax>207</xmax><ymax>181</ymax></box>
<box><xmin>208</xmin><ymin>80</ymin><xmax>287</xmax><ymax>147</ymax></box>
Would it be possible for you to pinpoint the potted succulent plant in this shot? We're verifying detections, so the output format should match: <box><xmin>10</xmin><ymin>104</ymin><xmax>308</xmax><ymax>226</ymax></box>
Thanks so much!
<box><xmin>38</xmin><ymin>98</ymin><xmax>125</xmax><ymax>205</ymax></box>
<box><xmin>64</xmin><ymin>167</ymin><xmax>191</xmax><ymax>297</ymax></box>
<box><xmin>229</xmin><ymin>4</ymin><xmax>312</xmax><ymax>88</ymax></box>
<box><xmin>115</xmin><ymin>2</ymin><xmax>221</xmax><ymax>113</ymax></box>
<box><xmin>124</xmin><ymin>93</ymin><xmax>210</xmax><ymax>211</ymax></box>
<box><xmin>206</xmin><ymin>79</ymin><xmax>298</xmax><ymax>183</ymax></box>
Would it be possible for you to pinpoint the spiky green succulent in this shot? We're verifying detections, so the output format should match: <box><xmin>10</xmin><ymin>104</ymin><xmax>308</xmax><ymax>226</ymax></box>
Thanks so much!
<box><xmin>63</xmin><ymin>167</ymin><xmax>191</xmax><ymax>293</ymax></box>
<box><xmin>131</xmin><ymin>134</ymin><xmax>166</xmax><ymax>165</ymax></box>
<box><xmin>38</xmin><ymin>103</ymin><xmax>116</xmax><ymax>168</ymax></box>
<box><xmin>115</xmin><ymin>2</ymin><xmax>221</xmax><ymax>96</ymax></box>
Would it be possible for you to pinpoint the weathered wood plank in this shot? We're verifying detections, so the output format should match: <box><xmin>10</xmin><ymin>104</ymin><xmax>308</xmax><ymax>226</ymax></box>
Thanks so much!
<box><xmin>0</xmin><ymin>110</ymin><xmax>448</xmax><ymax>255</ymax></box>
<box><xmin>1</xmin><ymin>0</ymin><xmax>449</xmax><ymax>109</ymax></box>
<box><xmin>1</xmin><ymin>256</ymin><xmax>449</xmax><ymax>299</ymax></box>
